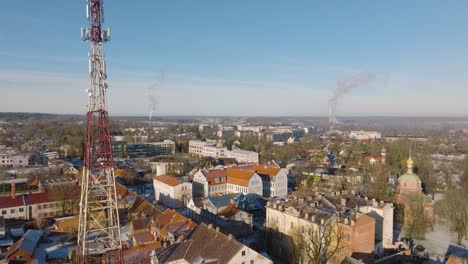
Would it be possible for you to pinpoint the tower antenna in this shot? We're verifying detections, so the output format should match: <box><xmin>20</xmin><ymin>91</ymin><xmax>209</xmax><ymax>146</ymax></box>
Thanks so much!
<box><xmin>77</xmin><ymin>1</ymin><xmax>122</xmax><ymax>263</ymax></box>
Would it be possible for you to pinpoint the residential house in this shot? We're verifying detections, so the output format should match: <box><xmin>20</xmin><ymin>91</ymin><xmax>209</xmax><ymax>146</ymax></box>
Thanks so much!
<box><xmin>187</xmin><ymin>194</ymin><xmax>253</xmax><ymax>237</ymax></box>
<box><xmin>153</xmin><ymin>223</ymin><xmax>273</xmax><ymax>264</ymax></box>
<box><xmin>153</xmin><ymin>174</ymin><xmax>192</xmax><ymax>208</ymax></box>
<box><xmin>5</xmin><ymin>229</ymin><xmax>42</xmax><ymax>263</ymax></box>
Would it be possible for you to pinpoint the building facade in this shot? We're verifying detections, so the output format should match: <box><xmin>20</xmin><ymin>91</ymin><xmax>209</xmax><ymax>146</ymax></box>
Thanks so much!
<box><xmin>265</xmin><ymin>190</ymin><xmax>392</xmax><ymax>263</ymax></box>
<box><xmin>153</xmin><ymin>174</ymin><xmax>192</xmax><ymax>208</ymax></box>
<box><xmin>192</xmin><ymin>168</ymin><xmax>263</xmax><ymax>200</ymax></box>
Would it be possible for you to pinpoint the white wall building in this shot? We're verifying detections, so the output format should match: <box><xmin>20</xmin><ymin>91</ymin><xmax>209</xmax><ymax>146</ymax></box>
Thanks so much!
<box><xmin>188</xmin><ymin>140</ymin><xmax>259</xmax><ymax>164</ymax></box>
<box><xmin>225</xmin><ymin>149</ymin><xmax>259</xmax><ymax>164</ymax></box>
<box><xmin>237</xmin><ymin>163</ymin><xmax>288</xmax><ymax>197</ymax></box>
<box><xmin>349</xmin><ymin>131</ymin><xmax>382</xmax><ymax>140</ymax></box>
<box><xmin>153</xmin><ymin>174</ymin><xmax>192</xmax><ymax>208</ymax></box>
<box><xmin>0</xmin><ymin>153</ymin><xmax>29</xmax><ymax>168</ymax></box>
<box><xmin>192</xmin><ymin>168</ymin><xmax>262</xmax><ymax>200</ymax></box>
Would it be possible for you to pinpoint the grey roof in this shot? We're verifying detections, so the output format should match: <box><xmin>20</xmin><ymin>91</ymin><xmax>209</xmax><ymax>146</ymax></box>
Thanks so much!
<box><xmin>20</xmin><ymin>229</ymin><xmax>42</xmax><ymax>254</ymax></box>
<box><xmin>208</xmin><ymin>194</ymin><xmax>233</xmax><ymax>208</ymax></box>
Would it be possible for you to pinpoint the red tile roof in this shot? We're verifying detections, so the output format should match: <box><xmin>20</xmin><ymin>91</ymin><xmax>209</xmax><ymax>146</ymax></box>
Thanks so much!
<box><xmin>0</xmin><ymin>196</ymin><xmax>24</xmax><ymax>209</ymax></box>
<box><xmin>154</xmin><ymin>174</ymin><xmax>184</xmax><ymax>187</ymax></box>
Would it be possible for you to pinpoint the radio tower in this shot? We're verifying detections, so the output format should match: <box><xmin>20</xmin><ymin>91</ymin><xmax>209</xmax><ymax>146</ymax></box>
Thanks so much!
<box><xmin>77</xmin><ymin>1</ymin><xmax>122</xmax><ymax>263</ymax></box>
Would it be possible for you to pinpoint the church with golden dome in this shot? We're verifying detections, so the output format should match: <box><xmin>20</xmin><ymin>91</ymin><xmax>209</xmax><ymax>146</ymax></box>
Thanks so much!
<box><xmin>395</xmin><ymin>155</ymin><xmax>435</xmax><ymax>227</ymax></box>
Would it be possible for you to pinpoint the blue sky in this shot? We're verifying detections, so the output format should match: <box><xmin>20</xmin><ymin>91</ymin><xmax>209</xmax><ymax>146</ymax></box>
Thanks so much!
<box><xmin>0</xmin><ymin>1</ymin><xmax>467</xmax><ymax>116</ymax></box>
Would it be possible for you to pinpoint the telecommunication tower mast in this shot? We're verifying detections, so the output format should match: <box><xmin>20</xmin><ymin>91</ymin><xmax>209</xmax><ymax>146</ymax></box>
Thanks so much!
<box><xmin>77</xmin><ymin>0</ymin><xmax>122</xmax><ymax>263</ymax></box>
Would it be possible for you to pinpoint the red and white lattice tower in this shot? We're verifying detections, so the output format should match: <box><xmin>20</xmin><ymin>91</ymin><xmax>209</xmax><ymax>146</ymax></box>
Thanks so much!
<box><xmin>77</xmin><ymin>1</ymin><xmax>122</xmax><ymax>263</ymax></box>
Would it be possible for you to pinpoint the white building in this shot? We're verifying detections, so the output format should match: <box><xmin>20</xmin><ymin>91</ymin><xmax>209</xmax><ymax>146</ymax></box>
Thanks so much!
<box><xmin>0</xmin><ymin>152</ymin><xmax>29</xmax><ymax>168</ymax></box>
<box><xmin>153</xmin><ymin>174</ymin><xmax>192</xmax><ymax>208</ymax></box>
<box><xmin>236</xmin><ymin>163</ymin><xmax>288</xmax><ymax>197</ymax></box>
<box><xmin>188</xmin><ymin>140</ymin><xmax>259</xmax><ymax>164</ymax></box>
<box><xmin>188</xmin><ymin>140</ymin><xmax>212</xmax><ymax>156</ymax></box>
<box><xmin>192</xmin><ymin>168</ymin><xmax>262</xmax><ymax>200</ymax></box>
<box><xmin>225</xmin><ymin>149</ymin><xmax>259</xmax><ymax>164</ymax></box>
<box><xmin>0</xmin><ymin>185</ymin><xmax>69</xmax><ymax>220</ymax></box>
<box><xmin>349</xmin><ymin>131</ymin><xmax>382</xmax><ymax>140</ymax></box>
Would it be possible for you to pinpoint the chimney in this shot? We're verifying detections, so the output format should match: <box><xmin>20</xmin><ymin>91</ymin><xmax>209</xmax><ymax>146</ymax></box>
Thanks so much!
<box><xmin>305</xmin><ymin>213</ymin><xmax>309</xmax><ymax>220</ymax></box>
<box><xmin>228</xmin><ymin>234</ymin><xmax>232</xmax><ymax>240</ymax></box>
<box><xmin>10</xmin><ymin>182</ymin><xmax>16</xmax><ymax>199</ymax></box>
<box><xmin>372</xmin><ymin>199</ymin><xmax>378</xmax><ymax>207</ymax></box>
<box><xmin>208</xmin><ymin>224</ymin><xmax>213</xmax><ymax>230</ymax></box>
<box><xmin>215</xmin><ymin>226</ymin><xmax>220</xmax><ymax>233</ymax></box>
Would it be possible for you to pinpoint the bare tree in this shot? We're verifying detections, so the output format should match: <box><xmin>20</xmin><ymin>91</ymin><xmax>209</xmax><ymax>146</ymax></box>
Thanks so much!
<box><xmin>436</xmin><ymin>187</ymin><xmax>467</xmax><ymax>245</ymax></box>
<box><xmin>293</xmin><ymin>219</ymin><xmax>344</xmax><ymax>264</ymax></box>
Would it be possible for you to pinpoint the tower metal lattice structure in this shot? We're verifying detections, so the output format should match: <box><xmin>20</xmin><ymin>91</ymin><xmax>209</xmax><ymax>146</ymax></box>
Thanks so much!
<box><xmin>77</xmin><ymin>0</ymin><xmax>122</xmax><ymax>263</ymax></box>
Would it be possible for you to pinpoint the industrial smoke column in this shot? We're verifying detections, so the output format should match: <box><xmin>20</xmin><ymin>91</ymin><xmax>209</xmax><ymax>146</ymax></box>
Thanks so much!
<box><xmin>77</xmin><ymin>0</ymin><xmax>122</xmax><ymax>263</ymax></box>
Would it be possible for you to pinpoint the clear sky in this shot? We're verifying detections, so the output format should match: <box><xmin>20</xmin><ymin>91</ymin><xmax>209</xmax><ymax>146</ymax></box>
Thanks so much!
<box><xmin>1</xmin><ymin>1</ymin><xmax>467</xmax><ymax>117</ymax></box>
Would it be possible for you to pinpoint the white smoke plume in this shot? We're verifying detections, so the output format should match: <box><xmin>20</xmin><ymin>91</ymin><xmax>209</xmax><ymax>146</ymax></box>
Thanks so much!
<box><xmin>329</xmin><ymin>72</ymin><xmax>376</xmax><ymax>124</ymax></box>
<box><xmin>147</xmin><ymin>69</ymin><xmax>167</xmax><ymax>137</ymax></box>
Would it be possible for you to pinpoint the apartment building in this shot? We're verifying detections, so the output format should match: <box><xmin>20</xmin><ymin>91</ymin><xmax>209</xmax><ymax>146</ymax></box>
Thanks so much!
<box><xmin>266</xmin><ymin>189</ymin><xmax>393</xmax><ymax>263</ymax></box>
<box><xmin>0</xmin><ymin>152</ymin><xmax>29</xmax><ymax>168</ymax></box>
<box><xmin>188</xmin><ymin>140</ymin><xmax>259</xmax><ymax>163</ymax></box>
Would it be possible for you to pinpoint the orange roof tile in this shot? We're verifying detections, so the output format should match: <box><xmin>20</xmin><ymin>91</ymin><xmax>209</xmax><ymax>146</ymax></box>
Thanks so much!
<box><xmin>154</xmin><ymin>174</ymin><xmax>183</xmax><ymax>187</ymax></box>
<box><xmin>226</xmin><ymin>168</ymin><xmax>255</xmax><ymax>187</ymax></box>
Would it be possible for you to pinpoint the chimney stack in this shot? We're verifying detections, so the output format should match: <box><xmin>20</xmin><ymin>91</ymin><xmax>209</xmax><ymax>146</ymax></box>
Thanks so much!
<box><xmin>10</xmin><ymin>182</ymin><xmax>16</xmax><ymax>199</ymax></box>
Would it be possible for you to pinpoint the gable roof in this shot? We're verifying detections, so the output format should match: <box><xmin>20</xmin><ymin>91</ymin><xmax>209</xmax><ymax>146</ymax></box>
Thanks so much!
<box><xmin>154</xmin><ymin>174</ymin><xmax>184</xmax><ymax>187</ymax></box>
<box><xmin>208</xmin><ymin>195</ymin><xmax>233</xmax><ymax>209</ymax></box>
<box><xmin>131</xmin><ymin>217</ymin><xmax>152</xmax><ymax>231</ymax></box>
<box><xmin>6</xmin><ymin>229</ymin><xmax>42</xmax><ymax>259</ymax></box>
<box><xmin>155</xmin><ymin>240</ymin><xmax>192</xmax><ymax>263</ymax></box>
<box><xmin>226</xmin><ymin>168</ymin><xmax>256</xmax><ymax>187</ymax></box>
<box><xmin>184</xmin><ymin>223</ymin><xmax>243</xmax><ymax>263</ymax></box>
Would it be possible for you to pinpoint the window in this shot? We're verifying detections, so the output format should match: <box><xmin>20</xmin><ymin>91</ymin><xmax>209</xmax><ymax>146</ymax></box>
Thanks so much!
<box><xmin>242</xmin><ymin>250</ymin><xmax>246</xmax><ymax>256</ymax></box>
<box><xmin>251</xmin><ymin>261</ymin><xmax>254</xmax><ymax>264</ymax></box>
<box><xmin>10</xmin><ymin>209</ymin><xmax>15</xmax><ymax>214</ymax></box>
<box><xmin>1</xmin><ymin>210</ymin><xmax>5</xmax><ymax>215</ymax></box>
<box><xmin>19</xmin><ymin>208</ymin><xmax>24</xmax><ymax>213</ymax></box>
<box><xmin>38</xmin><ymin>205</ymin><xmax>42</xmax><ymax>209</ymax></box>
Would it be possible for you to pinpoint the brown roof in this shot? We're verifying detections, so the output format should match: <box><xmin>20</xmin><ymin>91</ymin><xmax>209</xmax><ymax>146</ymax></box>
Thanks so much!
<box><xmin>123</xmin><ymin>241</ymin><xmax>161</xmax><ymax>264</ymax></box>
<box><xmin>154</xmin><ymin>174</ymin><xmax>183</xmax><ymax>187</ymax></box>
<box><xmin>156</xmin><ymin>240</ymin><xmax>192</xmax><ymax>263</ymax></box>
<box><xmin>133</xmin><ymin>231</ymin><xmax>155</xmax><ymax>245</ymax></box>
<box><xmin>116</xmin><ymin>183</ymin><xmax>129</xmax><ymax>198</ymax></box>
<box><xmin>131</xmin><ymin>217</ymin><xmax>152</xmax><ymax>231</ymax></box>
<box><xmin>218</xmin><ymin>205</ymin><xmax>240</xmax><ymax>219</ymax></box>
<box><xmin>184</xmin><ymin>223</ymin><xmax>244</xmax><ymax>263</ymax></box>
